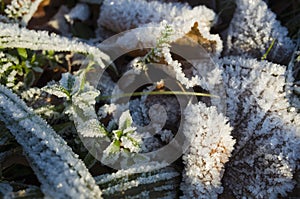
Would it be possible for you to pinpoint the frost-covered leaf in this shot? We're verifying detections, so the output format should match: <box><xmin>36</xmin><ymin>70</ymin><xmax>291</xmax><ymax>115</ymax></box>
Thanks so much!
<box><xmin>0</xmin><ymin>22</ymin><xmax>110</xmax><ymax>68</ymax></box>
<box><xmin>221</xmin><ymin>56</ymin><xmax>300</xmax><ymax>198</ymax></box>
<box><xmin>0</xmin><ymin>84</ymin><xmax>102</xmax><ymax>199</ymax></box>
<box><xmin>118</xmin><ymin>110</ymin><xmax>133</xmax><ymax>130</ymax></box>
<box><xmin>42</xmin><ymin>83</ymin><xmax>70</xmax><ymax>99</ymax></box>
<box><xmin>101</xmin><ymin>110</ymin><xmax>142</xmax><ymax>166</ymax></box>
<box><xmin>95</xmin><ymin>166</ymin><xmax>180</xmax><ymax>198</ymax></box>
<box><xmin>98</xmin><ymin>0</ymin><xmax>222</xmax><ymax>57</ymax></box>
<box><xmin>225</xmin><ymin>0</ymin><xmax>294</xmax><ymax>64</ymax></box>
<box><xmin>59</xmin><ymin>72</ymin><xmax>78</xmax><ymax>94</ymax></box>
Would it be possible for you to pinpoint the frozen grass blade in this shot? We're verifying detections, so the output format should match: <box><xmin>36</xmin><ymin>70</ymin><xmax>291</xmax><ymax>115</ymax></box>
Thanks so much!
<box><xmin>0</xmin><ymin>84</ymin><xmax>102</xmax><ymax>199</ymax></box>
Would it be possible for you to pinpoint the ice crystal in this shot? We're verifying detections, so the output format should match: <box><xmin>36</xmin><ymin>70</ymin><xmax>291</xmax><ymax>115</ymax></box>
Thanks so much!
<box><xmin>101</xmin><ymin>110</ymin><xmax>142</xmax><ymax>165</ymax></box>
<box><xmin>221</xmin><ymin>57</ymin><xmax>300</xmax><ymax>198</ymax></box>
<box><xmin>3</xmin><ymin>0</ymin><xmax>43</xmax><ymax>25</ymax></box>
<box><xmin>95</xmin><ymin>165</ymin><xmax>180</xmax><ymax>198</ymax></box>
<box><xmin>0</xmin><ymin>22</ymin><xmax>110</xmax><ymax>68</ymax></box>
<box><xmin>0</xmin><ymin>85</ymin><xmax>102</xmax><ymax>199</ymax></box>
<box><xmin>221</xmin><ymin>56</ymin><xmax>300</xmax><ymax>140</ymax></box>
<box><xmin>181</xmin><ymin>102</ymin><xmax>235</xmax><ymax>198</ymax></box>
<box><xmin>99</xmin><ymin>0</ymin><xmax>215</xmax><ymax>33</ymax></box>
<box><xmin>225</xmin><ymin>0</ymin><xmax>294</xmax><ymax>64</ymax></box>
<box><xmin>43</xmin><ymin>72</ymin><xmax>107</xmax><ymax>138</ymax></box>
<box><xmin>98</xmin><ymin>0</ymin><xmax>222</xmax><ymax>56</ymax></box>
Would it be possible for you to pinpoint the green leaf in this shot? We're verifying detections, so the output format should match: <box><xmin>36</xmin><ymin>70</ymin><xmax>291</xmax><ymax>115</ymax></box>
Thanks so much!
<box><xmin>113</xmin><ymin>130</ymin><xmax>123</xmax><ymax>139</ymax></box>
<box><xmin>17</xmin><ymin>48</ymin><xmax>28</xmax><ymax>60</ymax></box>
<box><xmin>109</xmin><ymin>140</ymin><xmax>121</xmax><ymax>154</ymax></box>
<box><xmin>31</xmin><ymin>53</ymin><xmax>37</xmax><ymax>64</ymax></box>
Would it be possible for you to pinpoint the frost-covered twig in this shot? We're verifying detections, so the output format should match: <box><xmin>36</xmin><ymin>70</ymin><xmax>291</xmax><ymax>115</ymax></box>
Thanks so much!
<box><xmin>181</xmin><ymin>102</ymin><xmax>235</xmax><ymax>198</ymax></box>
<box><xmin>0</xmin><ymin>22</ymin><xmax>110</xmax><ymax>68</ymax></box>
<box><xmin>0</xmin><ymin>84</ymin><xmax>102</xmax><ymax>199</ymax></box>
<box><xmin>225</xmin><ymin>0</ymin><xmax>294</xmax><ymax>64</ymax></box>
<box><xmin>125</xmin><ymin>23</ymin><xmax>222</xmax><ymax>92</ymax></box>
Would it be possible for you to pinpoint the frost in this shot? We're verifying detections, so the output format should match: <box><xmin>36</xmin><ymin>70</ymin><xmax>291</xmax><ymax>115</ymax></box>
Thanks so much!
<box><xmin>0</xmin><ymin>85</ymin><xmax>102</xmax><ymax>199</ymax></box>
<box><xmin>99</xmin><ymin>0</ymin><xmax>215</xmax><ymax>33</ymax></box>
<box><xmin>101</xmin><ymin>110</ymin><xmax>143</xmax><ymax>165</ymax></box>
<box><xmin>42</xmin><ymin>71</ymin><xmax>108</xmax><ymax>138</ymax></box>
<box><xmin>98</xmin><ymin>0</ymin><xmax>223</xmax><ymax>56</ymax></box>
<box><xmin>4</xmin><ymin>0</ymin><xmax>43</xmax><ymax>26</ymax></box>
<box><xmin>95</xmin><ymin>166</ymin><xmax>180</xmax><ymax>198</ymax></box>
<box><xmin>221</xmin><ymin>57</ymin><xmax>300</xmax><ymax>198</ymax></box>
<box><xmin>0</xmin><ymin>22</ymin><xmax>110</xmax><ymax>68</ymax></box>
<box><xmin>180</xmin><ymin>102</ymin><xmax>235</xmax><ymax>199</ymax></box>
<box><xmin>0</xmin><ymin>0</ymin><xmax>299</xmax><ymax>197</ymax></box>
<box><xmin>225</xmin><ymin>0</ymin><xmax>294</xmax><ymax>64</ymax></box>
<box><xmin>221</xmin><ymin>56</ymin><xmax>300</xmax><ymax>140</ymax></box>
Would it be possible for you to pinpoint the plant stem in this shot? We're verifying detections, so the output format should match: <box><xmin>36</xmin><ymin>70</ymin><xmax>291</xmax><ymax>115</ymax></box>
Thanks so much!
<box><xmin>99</xmin><ymin>91</ymin><xmax>218</xmax><ymax>100</ymax></box>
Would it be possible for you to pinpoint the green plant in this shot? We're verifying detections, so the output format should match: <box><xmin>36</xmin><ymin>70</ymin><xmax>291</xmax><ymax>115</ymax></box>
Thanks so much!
<box><xmin>0</xmin><ymin>48</ymin><xmax>43</xmax><ymax>91</ymax></box>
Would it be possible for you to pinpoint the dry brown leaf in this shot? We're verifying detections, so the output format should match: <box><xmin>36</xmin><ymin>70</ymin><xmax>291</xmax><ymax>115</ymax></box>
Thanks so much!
<box><xmin>176</xmin><ymin>22</ymin><xmax>217</xmax><ymax>53</ymax></box>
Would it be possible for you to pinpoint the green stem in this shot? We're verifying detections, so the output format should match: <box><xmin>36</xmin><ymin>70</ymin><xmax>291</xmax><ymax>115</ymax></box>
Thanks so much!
<box><xmin>261</xmin><ymin>39</ymin><xmax>276</xmax><ymax>60</ymax></box>
<box><xmin>99</xmin><ymin>91</ymin><xmax>218</xmax><ymax>100</ymax></box>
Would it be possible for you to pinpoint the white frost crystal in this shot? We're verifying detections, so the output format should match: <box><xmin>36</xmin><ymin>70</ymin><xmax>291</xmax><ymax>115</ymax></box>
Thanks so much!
<box><xmin>95</xmin><ymin>165</ymin><xmax>180</xmax><ymax>198</ymax></box>
<box><xmin>0</xmin><ymin>0</ymin><xmax>299</xmax><ymax>197</ymax></box>
<box><xmin>99</xmin><ymin>0</ymin><xmax>214</xmax><ymax>33</ymax></box>
<box><xmin>98</xmin><ymin>0</ymin><xmax>223</xmax><ymax>56</ymax></box>
<box><xmin>181</xmin><ymin>102</ymin><xmax>235</xmax><ymax>199</ymax></box>
<box><xmin>43</xmin><ymin>72</ymin><xmax>108</xmax><ymax>138</ymax></box>
<box><xmin>101</xmin><ymin>110</ymin><xmax>143</xmax><ymax>167</ymax></box>
<box><xmin>0</xmin><ymin>22</ymin><xmax>110</xmax><ymax>68</ymax></box>
<box><xmin>0</xmin><ymin>85</ymin><xmax>102</xmax><ymax>199</ymax></box>
<box><xmin>221</xmin><ymin>57</ymin><xmax>300</xmax><ymax>198</ymax></box>
<box><xmin>5</xmin><ymin>0</ymin><xmax>30</xmax><ymax>18</ymax></box>
<box><xmin>2</xmin><ymin>0</ymin><xmax>43</xmax><ymax>26</ymax></box>
<box><xmin>221</xmin><ymin>57</ymin><xmax>300</xmax><ymax>144</ymax></box>
<box><xmin>226</xmin><ymin>0</ymin><xmax>294</xmax><ymax>64</ymax></box>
